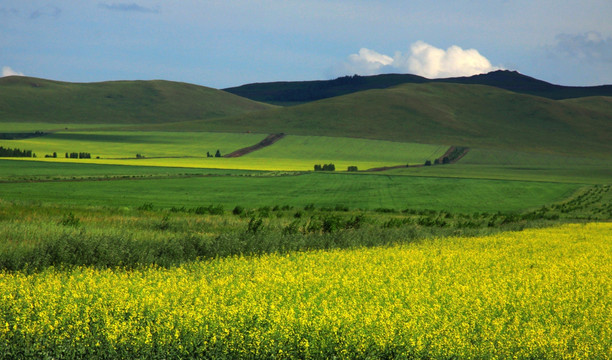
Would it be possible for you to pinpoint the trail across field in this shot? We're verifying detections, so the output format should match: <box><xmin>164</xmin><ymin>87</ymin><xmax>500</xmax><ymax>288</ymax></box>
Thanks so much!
<box><xmin>224</xmin><ymin>133</ymin><xmax>286</xmax><ymax>157</ymax></box>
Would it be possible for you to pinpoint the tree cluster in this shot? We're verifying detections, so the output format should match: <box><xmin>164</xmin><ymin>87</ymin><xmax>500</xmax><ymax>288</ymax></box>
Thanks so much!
<box><xmin>66</xmin><ymin>152</ymin><xmax>91</xmax><ymax>159</ymax></box>
<box><xmin>207</xmin><ymin>150</ymin><xmax>222</xmax><ymax>158</ymax></box>
<box><xmin>314</xmin><ymin>164</ymin><xmax>335</xmax><ymax>171</ymax></box>
<box><xmin>0</xmin><ymin>146</ymin><xmax>34</xmax><ymax>157</ymax></box>
<box><xmin>347</xmin><ymin>166</ymin><xmax>358</xmax><ymax>172</ymax></box>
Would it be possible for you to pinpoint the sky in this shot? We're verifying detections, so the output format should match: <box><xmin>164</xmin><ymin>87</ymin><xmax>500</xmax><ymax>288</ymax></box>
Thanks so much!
<box><xmin>1</xmin><ymin>1</ymin><xmax>611</xmax><ymax>89</ymax></box>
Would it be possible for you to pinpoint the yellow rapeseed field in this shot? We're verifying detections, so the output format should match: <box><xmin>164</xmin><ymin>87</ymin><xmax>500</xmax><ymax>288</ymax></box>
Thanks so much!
<box><xmin>1</xmin><ymin>223</ymin><xmax>610</xmax><ymax>359</ymax></box>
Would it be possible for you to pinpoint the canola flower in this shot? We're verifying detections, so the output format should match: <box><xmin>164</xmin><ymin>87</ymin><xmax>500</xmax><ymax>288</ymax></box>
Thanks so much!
<box><xmin>0</xmin><ymin>223</ymin><xmax>610</xmax><ymax>359</ymax></box>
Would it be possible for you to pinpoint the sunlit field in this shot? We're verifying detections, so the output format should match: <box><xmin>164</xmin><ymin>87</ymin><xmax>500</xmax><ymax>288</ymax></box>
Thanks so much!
<box><xmin>0</xmin><ymin>131</ymin><xmax>448</xmax><ymax>171</ymax></box>
<box><xmin>1</xmin><ymin>223</ymin><xmax>609</xmax><ymax>359</ymax></box>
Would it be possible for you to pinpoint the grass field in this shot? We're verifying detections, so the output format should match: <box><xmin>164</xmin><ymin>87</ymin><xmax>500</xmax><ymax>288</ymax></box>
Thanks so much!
<box><xmin>0</xmin><ymin>160</ymin><xmax>259</xmax><ymax>181</ymax></box>
<box><xmin>1</xmin><ymin>131</ymin><xmax>448</xmax><ymax>171</ymax></box>
<box><xmin>388</xmin><ymin>148</ymin><xmax>612</xmax><ymax>184</ymax></box>
<box><xmin>0</xmin><ymin>131</ymin><xmax>267</xmax><ymax>160</ymax></box>
<box><xmin>1</xmin><ymin>223</ymin><xmax>609</xmax><ymax>359</ymax></box>
<box><xmin>0</xmin><ymin>122</ymin><xmax>116</xmax><ymax>133</ymax></box>
<box><xmin>243</xmin><ymin>135</ymin><xmax>447</xmax><ymax>168</ymax></box>
<box><xmin>0</xmin><ymin>167</ymin><xmax>582</xmax><ymax>212</ymax></box>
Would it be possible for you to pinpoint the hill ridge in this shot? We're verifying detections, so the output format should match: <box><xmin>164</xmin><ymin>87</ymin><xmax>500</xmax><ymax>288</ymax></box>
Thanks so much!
<box><xmin>224</xmin><ymin>70</ymin><xmax>612</xmax><ymax>104</ymax></box>
<box><xmin>0</xmin><ymin>76</ymin><xmax>274</xmax><ymax>125</ymax></box>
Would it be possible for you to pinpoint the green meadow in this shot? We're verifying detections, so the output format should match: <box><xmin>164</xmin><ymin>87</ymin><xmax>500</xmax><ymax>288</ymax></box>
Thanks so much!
<box><xmin>389</xmin><ymin>148</ymin><xmax>612</xmax><ymax>184</ymax></box>
<box><xmin>0</xmin><ymin>161</ymin><xmax>581</xmax><ymax>212</ymax></box>
<box><xmin>0</xmin><ymin>131</ymin><xmax>448</xmax><ymax>171</ymax></box>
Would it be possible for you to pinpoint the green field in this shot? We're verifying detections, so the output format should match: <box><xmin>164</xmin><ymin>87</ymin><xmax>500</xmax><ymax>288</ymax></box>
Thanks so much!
<box><xmin>388</xmin><ymin>148</ymin><xmax>612</xmax><ymax>184</ymax></box>
<box><xmin>243</xmin><ymin>135</ymin><xmax>447</xmax><ymax>167</ymax></box>
<box><xmin>1</xmin><ymin>131</ymin><xmax>448</xmax><ymax>171</ymax></box>
<box><xmin>0</xmin><ymin>131</ymin><xmax>267</xmax><ymax>159</ymax></box>
<box><xmin>0</xmin><ymin>164</ymin><xmax>581</xmax><ymax>213</ymax></box>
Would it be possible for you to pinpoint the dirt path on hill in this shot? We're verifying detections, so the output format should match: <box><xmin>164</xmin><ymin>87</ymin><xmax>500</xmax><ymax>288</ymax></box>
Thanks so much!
<box><xmin>437</xmin><ymin>146</ymin><xmax>470</xmax><ymax>164</ymax></box>
<box><xmin>365</xmin><ymin>146</ymin><xmax>470</xmax><ymax>172</ymax></box>
<box><xmin>223</xmin><ymin>133</ymin><xmax>286</xmax><ymax>158</ymax></box>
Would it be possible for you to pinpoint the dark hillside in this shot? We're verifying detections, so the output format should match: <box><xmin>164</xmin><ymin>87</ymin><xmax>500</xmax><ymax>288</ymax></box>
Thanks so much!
<box><xmin>223</xmin><ymin>74</ymin><xmax>428</xmax><ymax>105</ymax></box>
<box><xmin>0</xmin><ymin>76</ymin><xmax>273</xmax><ymax>125</ymax></box>
<box><xmin>437</xmin><ymin>70</ymin><xmax>612</xmax><ymax>99</ymax></box>
<box><xmin>224</xmin><ymin>70</ymin><xmax>612</xmax><ymax>104</ymax></box>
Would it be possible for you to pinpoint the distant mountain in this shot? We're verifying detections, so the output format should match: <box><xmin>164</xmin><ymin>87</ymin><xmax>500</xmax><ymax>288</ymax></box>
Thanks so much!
<box><xmin>437</xmin><ymin>70</ymin><xmax>612</xmax><ymax>100</ymax></box>
<box><xmin>0</xmin><ymin>76</ymin><xmax>274</xmax><ymax>125</ymax></box>
<box><xmin>224</xmin><ymin>70</ymin><xmax>612</xmax><ymax>105</ymax></box>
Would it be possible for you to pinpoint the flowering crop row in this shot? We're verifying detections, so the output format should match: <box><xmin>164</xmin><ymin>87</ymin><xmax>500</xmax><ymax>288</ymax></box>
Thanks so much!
<box><xmin>1</xmin><ymin>223</ymin><xmax>610</xmax><ymax>359</ymax></box>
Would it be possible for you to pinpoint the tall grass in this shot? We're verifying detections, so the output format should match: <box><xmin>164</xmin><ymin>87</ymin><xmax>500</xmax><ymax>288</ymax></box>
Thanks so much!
<box><xmin>1</xmin><ymin>196</ymin><xmax>605</xmax><ymax>271</ymax></box>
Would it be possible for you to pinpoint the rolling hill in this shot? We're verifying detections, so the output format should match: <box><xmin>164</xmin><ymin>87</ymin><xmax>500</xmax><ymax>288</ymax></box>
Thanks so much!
<box><xmin>2</xmin><ymin>74</ymin><xmax>610</xmax><ymax>161</ymax></box>
<box><xmin>0</xmin><ymin>76</ymin><xmax>274</xmax><ymax>125</ymax></box>
<box><xmin>156</xmin><ymin>82</ymin><xmax>612</xmax><ymax>158</ymax></box>
<box><xmin>224</xmin><ymin>70</ymin><xmax>612</xmax><ymax>105</ymax></box>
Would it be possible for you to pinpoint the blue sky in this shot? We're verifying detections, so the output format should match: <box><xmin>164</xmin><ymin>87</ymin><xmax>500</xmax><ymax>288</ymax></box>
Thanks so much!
<box><xmin>1</xmin><ymin>1</ymin><xmax>611</xmax><ymax>88</ymax></box>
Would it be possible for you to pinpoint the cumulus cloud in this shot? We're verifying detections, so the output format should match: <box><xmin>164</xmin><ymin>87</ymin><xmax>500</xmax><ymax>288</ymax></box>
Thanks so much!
<box><xmin>338</xmin><ymin>41</ymin><xmax>500</xmax><ymax>78</ymax></box>
<box><xmin>2</xmin><ymin>66</ymin><xmax>24</xmax><ymax>77</ymax></box>
<box><xmin>99</xmin><ymin>3</ymin><xmax>160</xmax><ymax>14</ymax></box>
<box><xmin>552</xmin><ymin>31</ymin><xmax>612</xmax><ymax>63</ymax></box>
<box><xmin>342</xmin><ymin>48</ymin><xmax>394</xmax><ymax>75</ymax></box>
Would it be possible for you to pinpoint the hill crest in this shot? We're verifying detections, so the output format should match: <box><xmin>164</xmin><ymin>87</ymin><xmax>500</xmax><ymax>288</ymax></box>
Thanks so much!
<box><xmin>224</xmin><ymin>70</ymin><xmax>612</xmax><ymax>105</ymax></box>
<box><xmin>0</xmin><ymin>76</ymin><xmax>274</xmax><ymax>125</ymax></box>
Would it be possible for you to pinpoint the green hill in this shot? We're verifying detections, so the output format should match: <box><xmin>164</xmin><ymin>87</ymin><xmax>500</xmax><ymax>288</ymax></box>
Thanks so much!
<box><xmin>157</xmin><ymin>82</ymin><xmax>612</xmax><ymax>158</ymax></box>
<box><xmin>224</xmin><ymin>70</ymin><xmax>612</xmax><ymax>105</ymax></box>
<box><xmin>0</xmin><ymin>76</ymin><xmax>273</xmax><ymax>125</ymax></box>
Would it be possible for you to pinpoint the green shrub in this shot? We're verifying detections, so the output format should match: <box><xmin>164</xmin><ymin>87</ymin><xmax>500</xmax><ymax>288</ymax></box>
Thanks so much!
<box><xmin>138</xmin><ymin>203</ymin><xmax>154</xmax><ymax>211</ymax></box>
<box><xmin>59</xmin><ymin>213</ymin><xmax>81</xmax><ymax>228</ymax></box>
<box><xmin>247</xmin><ymin>217</ymin><xmax>263</xmax><ymax>234</ymax></box>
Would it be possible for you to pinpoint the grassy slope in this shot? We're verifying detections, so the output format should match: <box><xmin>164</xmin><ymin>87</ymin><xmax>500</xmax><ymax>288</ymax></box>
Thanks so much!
<box><xmin>0</xmin><ymin>76</ymin><xmax>273</xmax><ymax>125</ymax></box>
<box><xmin>154</xmin><ymin>83</ymin><xmax>612</xmax><ymax>158</ymax></box>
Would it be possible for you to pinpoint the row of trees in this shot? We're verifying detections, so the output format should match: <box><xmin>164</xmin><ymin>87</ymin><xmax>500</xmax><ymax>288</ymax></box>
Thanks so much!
<box><xmin>67</xmin><ymin>152</ymin><xmax>91</xmax><ymax>159</ymax></box>
<box><xmin>314</xmin><ymin>164</ymin><xmax>336</xmax><ymax>171</ymax></box>
<box><xmin>0</xmin><ymin>146</ymin><xmax>34</xmax><ymax>157</ymax></box>
<box><xmin>45</xmin><ymin>152</ymin><xmax>92</xmax><ymax>159</ymax></box>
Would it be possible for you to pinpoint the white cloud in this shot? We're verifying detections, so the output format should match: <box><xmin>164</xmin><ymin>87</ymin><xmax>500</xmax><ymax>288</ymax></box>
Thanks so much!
<box><xmin>343</xmin><ymin>48</ymin><xmax>394</xmax><ymax>75</ymax></box>
<box><xmin>338</xmin><ymin>41</ymin><xmax>501</xmax><ymax>78</ymax></box>
<box><xmin>2</xmin><ymin>66</ymin><xmax>24</xmax><ymax>77</ymax></box>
